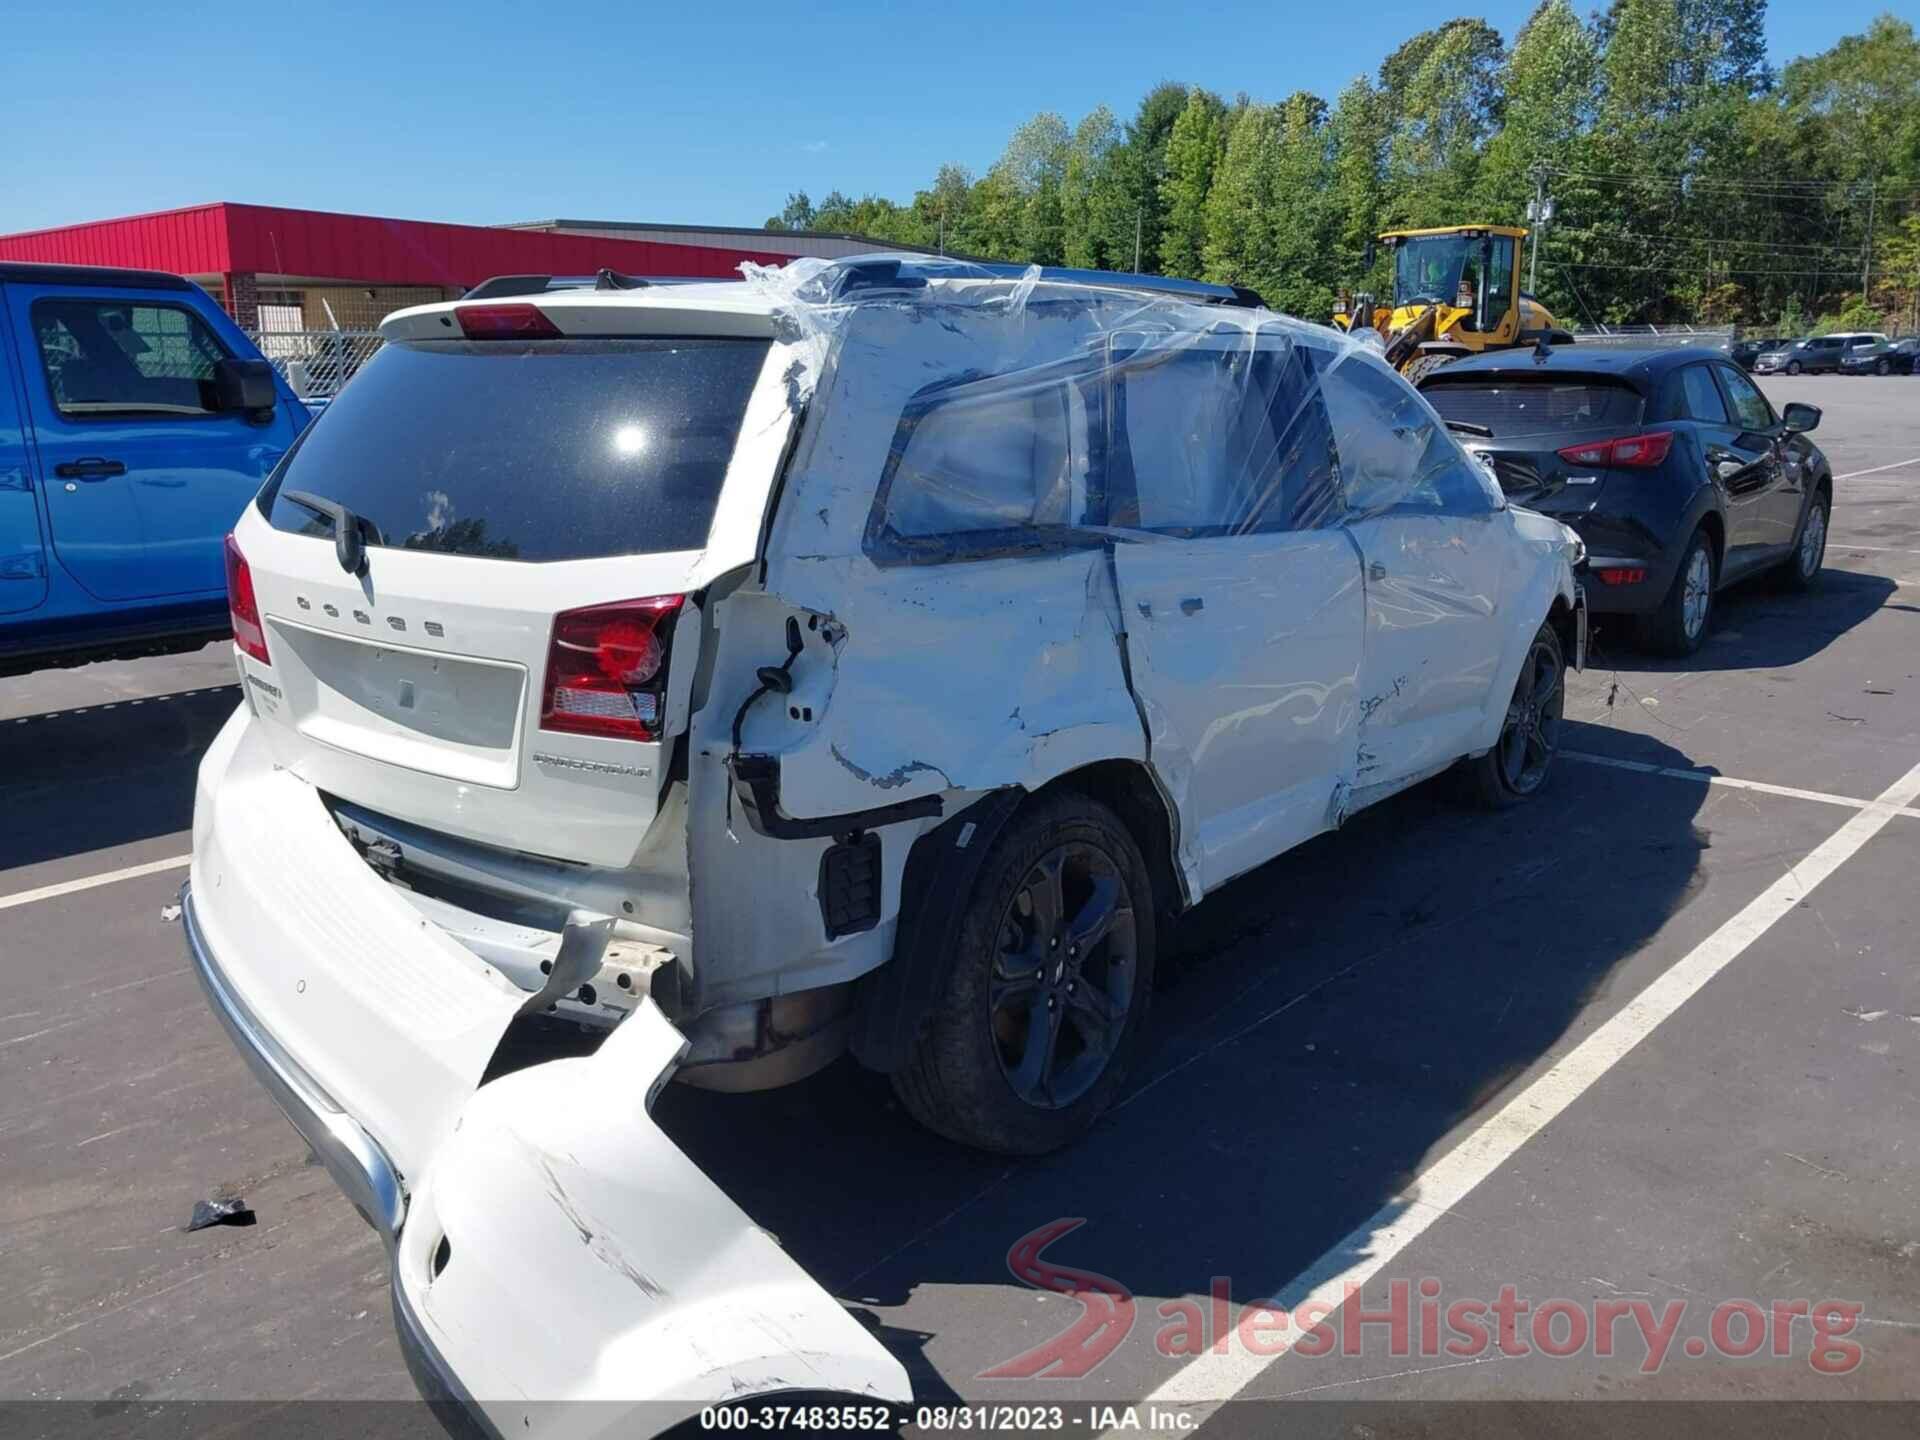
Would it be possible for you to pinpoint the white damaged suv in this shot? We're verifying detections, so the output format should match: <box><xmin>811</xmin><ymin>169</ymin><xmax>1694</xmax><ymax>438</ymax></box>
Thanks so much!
<box><xmin>186</xmin><ymin>256</ymin><xmax>1584</xmax><ymax>1427</ymax></box>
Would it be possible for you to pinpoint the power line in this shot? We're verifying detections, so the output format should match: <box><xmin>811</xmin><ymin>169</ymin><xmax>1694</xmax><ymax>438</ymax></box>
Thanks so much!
<box><xmin>1544</xmin><ymin>166</ymin><xmax>1886</xmax><ymax>198</ymax></box>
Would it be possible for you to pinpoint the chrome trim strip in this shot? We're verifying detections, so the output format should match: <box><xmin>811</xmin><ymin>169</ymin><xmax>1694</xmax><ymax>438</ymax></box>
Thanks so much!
<box><xmin>182</xmin><ymin>883</ymin><xmax>406</xmax><ymax>1242</ymax></box>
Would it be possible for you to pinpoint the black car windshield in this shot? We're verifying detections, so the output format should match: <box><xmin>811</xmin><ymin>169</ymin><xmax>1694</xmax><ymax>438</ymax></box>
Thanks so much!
<box><xmin>258</xmin><ymin>336</ymin><xmax>770</xmax><ymax>562</ymax></box>
<box><xmin>1394</xmin><ymin>236</ymin><xmax>1477</xmax><ymax>306</ymax></box>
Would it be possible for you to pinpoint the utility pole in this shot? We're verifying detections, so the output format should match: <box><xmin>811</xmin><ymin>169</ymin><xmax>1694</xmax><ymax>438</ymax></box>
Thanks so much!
<box><xmin>1525</xmin><ymin>167</ymin><xmax>1554</xmax><ymax>295</ymax></box>
<box><xmin>1133</xmin><ymin>208</ymin><xmax>1143</xmax><ymax>273</ymax></box>
<box><xmin>1861</xmin><ymin>180</ymin><xmax>1877</xmax><ymax>308</ymax></box>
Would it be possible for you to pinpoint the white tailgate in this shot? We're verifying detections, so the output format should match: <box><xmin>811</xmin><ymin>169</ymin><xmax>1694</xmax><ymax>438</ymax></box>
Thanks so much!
<box><xmin>233</xmin><ymin>508</ymin><xmax>702</xmax><ymax>869</ymax></box>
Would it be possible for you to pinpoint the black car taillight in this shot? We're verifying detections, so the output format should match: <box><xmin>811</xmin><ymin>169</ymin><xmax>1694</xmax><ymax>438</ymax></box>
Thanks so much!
<box><xmin>540</xmin><ymin>596</ymin><xmax>684</xmax><ymax>743</ymax></box>
<box><xmin>1556</xmin><ymin>432</ymin><xmax>1674</xmax><ymax>469</ymax></box>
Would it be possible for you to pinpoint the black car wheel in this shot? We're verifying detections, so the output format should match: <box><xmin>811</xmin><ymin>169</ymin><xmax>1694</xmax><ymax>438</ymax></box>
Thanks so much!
<box><xmin>1777</xmin><ymin>490</ymin><xmax>1829</xmax><ymax>593</ymax></box>
<box><xmin>1646</xmin><ymin>527</ymin><xmax>1717</xmax><ymax>656</ymax></box>
<box><xmin>1876</xmin><ymin>358</ymin><xmax>1891</xmax><ymax>376</ymax></box>
<box><xmin>1464</xmin><ymin>620</ymin><xmax>1564</xmax><ymax>808</ymax></box>
<box><xmin>1786</xmin><ymin>360</ymin><xmax>1802</xmax><ymax>375</ymax></box>
<box><xmin>893</xmin><ymin>794</ymin><xmax>1155</xmax><ymax>1154</ymax></box>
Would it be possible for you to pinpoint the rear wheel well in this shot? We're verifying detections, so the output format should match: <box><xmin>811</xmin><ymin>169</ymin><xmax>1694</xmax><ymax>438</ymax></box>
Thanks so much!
<box><xmin>1545</xmin><ymin>593</ymin><xmax>1579</xmax><ymax>666</ymax></box>
<box><xmin>1037</xmin><ymin>761</ymin><xmax>1186</xmax><ymax>921</ymax></box>
<box><xmin>1696</xmin><ymin>510</ymin><xmax>1725</xmax><ymax>571</ymax></box>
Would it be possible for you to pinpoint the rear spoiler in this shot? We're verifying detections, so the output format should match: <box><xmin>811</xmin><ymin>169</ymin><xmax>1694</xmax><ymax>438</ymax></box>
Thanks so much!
<box><xmin>462</xmin><ymin>270</ymin><xmax>740</xmax><ymax>299</ymax></box>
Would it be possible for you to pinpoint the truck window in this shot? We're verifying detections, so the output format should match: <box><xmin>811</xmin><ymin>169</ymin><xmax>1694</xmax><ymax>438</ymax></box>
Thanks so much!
<box><xmin>32</xmin><ymin>300</ymin><xmax>230</xmax><ymax>418</ymax></box>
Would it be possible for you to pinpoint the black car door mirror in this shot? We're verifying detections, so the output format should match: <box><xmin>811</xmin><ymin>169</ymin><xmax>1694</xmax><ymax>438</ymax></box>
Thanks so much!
<box><xmin>212</xmin><ymin>357</ymin><xmax>278</xmax><ymax>418</ymax></box>
<box><xmin>1782</xmin><ymin>402</ymin><xmax>1821</xmax><ymax>434</ymax></box>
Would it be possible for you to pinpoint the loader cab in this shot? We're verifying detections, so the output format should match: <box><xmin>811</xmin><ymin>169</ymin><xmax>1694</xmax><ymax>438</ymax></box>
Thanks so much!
<box><xmin>1384</xmin><ymin>227</ymin><xmax>1525</xmax><ymax>344</ymax></box>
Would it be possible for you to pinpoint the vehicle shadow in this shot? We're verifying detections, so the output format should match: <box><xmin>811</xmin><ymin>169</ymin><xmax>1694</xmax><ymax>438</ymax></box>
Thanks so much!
<box><xmin>651</xmin><ymin>735</ymin><xmax>1712</xmax><ymax>1401</ymax></box>
<box><xmin>0</xmin><ymin>686</ymin><xmax>239</xmax><ymax>873</ymax></box>
<box><xmin>1585</xmin><ymin>566</ymin><xmax>1896</xmax><ymax>676</ymax></box>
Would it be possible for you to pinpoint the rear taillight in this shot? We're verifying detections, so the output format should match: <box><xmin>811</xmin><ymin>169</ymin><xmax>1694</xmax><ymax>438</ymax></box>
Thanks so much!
<box><xmin>541</xmin><ymin>597</ymin><xmax>685</xmax><ymax>743</ymax></box>
<box><xmin>223</xmin><ymin>533</ymin><xmax>270</xmax><ymax>664</ymax></box>
<box><xmin>456</xmin><ymin>303</ymin><xmax>563</xmax><ymax>339</ymax></box>
<box><xmin>1556</xmin><ymin>432</ymin><xmax>1674</xmax><ymax>469</ymax></box>
<box><xmin>1595</xmin><ymin>566</ymin><xmax>1647</xmax><ymax>585</ymax></box>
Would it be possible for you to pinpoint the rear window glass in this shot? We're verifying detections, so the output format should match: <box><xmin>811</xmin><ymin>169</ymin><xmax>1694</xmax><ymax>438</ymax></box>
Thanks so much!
<box><xmin>1420</xmin><ymin>379</ymin><xmax>1643</xmax><ymax>438</ymax></box>
<box><xmin>259</xmin><ymin>337</ymin><xmax>769</xmax><ymax>562</ymax></box>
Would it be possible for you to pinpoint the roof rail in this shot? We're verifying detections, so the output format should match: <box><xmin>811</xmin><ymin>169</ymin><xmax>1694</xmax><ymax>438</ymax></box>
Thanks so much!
<box><xmin>823</xmin><ymin>256</ymin><xmax>1266</xmax><ymax>309</ymax></box>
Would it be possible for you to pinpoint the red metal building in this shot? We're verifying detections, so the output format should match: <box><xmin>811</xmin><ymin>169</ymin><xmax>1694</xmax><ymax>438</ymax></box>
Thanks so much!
<box><xmin>0</xmin><ymin>202</ymin><xmax>865</xmax><ymax>328</ymax></box>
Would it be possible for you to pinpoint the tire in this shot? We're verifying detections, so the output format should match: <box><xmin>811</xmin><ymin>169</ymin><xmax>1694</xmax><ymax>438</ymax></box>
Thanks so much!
<box><xmin>1464</xmin><ymin>620</ymin><xmax>1565</xmax><ymax>809</ymax></box>
<box><xmin>1644</xmin><ymin>526</ymin><xmax>1717</xmax><ymax>656</ymax></box>
<box><xmin>1786</xmin><ymin>360</ymin><xmax>1802</xmax><ymax>375</ymax></box>
<box><xmin>1402</xmin><ymin>352</ymin><xmax>1459</xmax><ymax>387</ymax></box>
<box><xmin>891</xmin><ymin>793</ymin><xmax>1157</xmax><ymax>1155</ymax></box>
<box><xmin>1776</xmin><ymin>488</ymin><xmax>1829</xmax><ymax>592</ymax></box>
<box><xmin>1876</xmin><ymin>359</ymin><xmax>1891</xmax><ymax>376</ymax></box>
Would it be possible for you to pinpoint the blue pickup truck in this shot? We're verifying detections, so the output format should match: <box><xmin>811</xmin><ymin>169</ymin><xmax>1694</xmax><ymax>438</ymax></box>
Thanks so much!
<box><xmin>0</xmin><ymin>263</ymin><xmax>312</xmax><ymax>676</ymax></box>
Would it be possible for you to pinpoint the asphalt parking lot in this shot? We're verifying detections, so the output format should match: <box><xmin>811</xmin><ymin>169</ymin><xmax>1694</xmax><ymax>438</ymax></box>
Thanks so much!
<box><xmin>3</xmin><ymin>374</ymin><xmax>1917</xmax><ymax>1431</ymax></box>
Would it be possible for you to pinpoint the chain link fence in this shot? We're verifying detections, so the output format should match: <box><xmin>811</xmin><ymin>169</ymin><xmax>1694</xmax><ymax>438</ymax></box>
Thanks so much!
<box><xmin>1569</xmin><ymin>323</ymin><xmax>1736</xmax><ymax>350</ymax></box>
<box><xmin>248</xmin><ymin>329</ymin><xmax>385</xmax><ymax>405</ymax></box>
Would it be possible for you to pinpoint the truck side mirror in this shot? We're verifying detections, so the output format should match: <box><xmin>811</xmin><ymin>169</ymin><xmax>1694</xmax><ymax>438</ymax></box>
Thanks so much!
<box><xmin>213</xmin><ymin>357</ymin><xmax>278</xmax><ymax>418</ymax></box>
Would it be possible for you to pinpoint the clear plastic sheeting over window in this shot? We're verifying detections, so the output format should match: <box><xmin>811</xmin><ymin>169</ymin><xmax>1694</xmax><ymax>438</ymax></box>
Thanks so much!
<box><xmin>738</xmin><ymin>253</ymin><xmax>1501</xmax><ymax>565</ymax></box>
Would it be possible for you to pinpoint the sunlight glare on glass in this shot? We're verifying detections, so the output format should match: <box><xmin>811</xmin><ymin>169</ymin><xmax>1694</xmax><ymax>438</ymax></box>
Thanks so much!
<box><xmin>612</xmin><ymin>423</ymin><xmax>649</xmax><ymax>457</ymax></box>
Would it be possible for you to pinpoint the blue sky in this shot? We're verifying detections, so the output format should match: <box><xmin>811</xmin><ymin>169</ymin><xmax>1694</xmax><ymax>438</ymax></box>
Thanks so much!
<box><xmin>2</xmin><ymin>1</ymin><xmax>1913</xmax><ymax>235</ymax></box>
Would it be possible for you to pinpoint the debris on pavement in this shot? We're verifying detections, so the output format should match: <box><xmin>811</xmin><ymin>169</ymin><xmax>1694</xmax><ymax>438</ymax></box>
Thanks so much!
<box><xmin>184</xmin><ymin>1197</ymin><xmax>255</xmax><ymax>1232</ymax></box>
<box><xmin>160</xmin><ymin>902</ymin><xmax>182</xmax><ymax>923</ymax></box>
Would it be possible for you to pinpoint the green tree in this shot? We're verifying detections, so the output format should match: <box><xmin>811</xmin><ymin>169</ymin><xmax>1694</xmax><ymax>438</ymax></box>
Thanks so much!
<box><xmin>1203</xmin><ymin>94</ymin><xmax>1337</xmax><ymax>314</ymax></box>
<box><xmin>1327</xmin><ymin>76</ymin><xmax>1386</xmax><ymax>275</ymax></box>
<box><xmin>1382</xmin><ymin>18</ymin><xmax>1506</xmax><ymax>223</ymax></box>
<box><xmin>1104</xmin><ymin>82</ymin><xmax>1191</xmax><ymax>271</ymax></box>
<box><xmin>1062</xmin><ymin>107</ymin><xmax>1124</xmax><ymax>269</ymax></box>
<box><xmin>1158</xmin><ymin>89</ymin><xmax>1227</xmax><ymax>277</ymax></box>
<box><xmin>765</xmin><ymin>191</ymin><xmax>816</xmax><ymax>232</ymax></box>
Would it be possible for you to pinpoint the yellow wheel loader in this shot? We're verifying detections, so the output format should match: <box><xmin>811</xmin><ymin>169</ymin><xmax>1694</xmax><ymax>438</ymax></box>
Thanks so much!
<box><xmin>1333</xmin><ymin>225</ymin><xmax>1571</xmax><ymax>381</ymax></box>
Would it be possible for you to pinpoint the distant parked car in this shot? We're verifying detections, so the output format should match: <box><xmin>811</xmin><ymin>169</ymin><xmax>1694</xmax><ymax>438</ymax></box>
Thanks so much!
<box><xmin>0</xmin><ymin>263</ymin><xmax>312</xmax><ymax>676</ymax></box>
<box><xmin>1419</xmin><ymin>346</ymin><xmax>1831</xmax><ymax>656</ymax></box>
<box><xmin>1730</xmin><ymin>336</ymin><xmax>1781</xmax><ymax>370</ymax></box>
<box><xmin>1754</xmin><ymin>332</ymin><xmax>1888</xmax><ymax>375</ymax></box>
<box><xmin>1837</xmin><ymin>338</ymin><xmax>1917</xmax><ymax>376</ymax></box>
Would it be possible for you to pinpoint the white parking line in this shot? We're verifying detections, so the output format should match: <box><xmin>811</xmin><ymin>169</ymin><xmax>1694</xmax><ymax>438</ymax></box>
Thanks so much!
<box><xmin>1835</xmin><ymin>457</ymin><xmax>1920</xmax><ymax>480</ymax></box>
<box><xmin>1562</xmin><ymin>750</ymin><xmax>1920</xmax><ymax>819</ymax></box>
<box><xmin>1128</xmin><ymin>754</ymin><xmax>1920</xmax><ymax>1419</ymax></box>
<box><xmin>0</xmin><ymin>855</ymin><xmax>189</xmax><ymax>913</ymax></box>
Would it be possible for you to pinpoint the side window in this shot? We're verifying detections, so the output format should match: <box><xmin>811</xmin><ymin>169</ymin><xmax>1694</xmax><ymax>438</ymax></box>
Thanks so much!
<box><xmin>869</xmin><ymin>369</ymin><xmax>1093</xmax><ymax>560</ymax></box>
<box><xmin>1716</xmin><ymin>365</ymin><xmax>1774</xmax><ymax>433</ymax></box>
<box><xmin>1486</xmin><ymin>236</ymin><xmax>1515</xmax><ymax>314</ymax></box>
<box><xmin>1318</xmin><ymin>353</ymin><xmax>1500</xmax><ymax>516</ymax></box>
<box><xmin>1677</xmin><ymin>365</ymin><xmax>1730</xmax><ymax>424</ymax></box>
<box><xmin>32</xmin><ymin>299</ymin><xmax>230</xmax><ymax>418</ymax></box>
<box><xmin>1110</xmin><ymin>340</ymin><xmax>1341</xmax><ymax>536</ymax></box>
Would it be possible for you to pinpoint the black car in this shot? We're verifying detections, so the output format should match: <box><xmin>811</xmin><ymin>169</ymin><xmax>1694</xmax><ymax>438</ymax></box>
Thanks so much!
<box><xmin>1837</xmin><ymin>339</ymin><xmax>1917</xmax><ymax>376</ymax></box>
<box><xmin>1418</xmin><ymin>347</ymin><xmax>1831</xmax><ymax>656</ymax></box>
<box><xmin>1730</xmin><ymin>336</ymin><xmax>1781</xmax><ymax>371</ymax></box>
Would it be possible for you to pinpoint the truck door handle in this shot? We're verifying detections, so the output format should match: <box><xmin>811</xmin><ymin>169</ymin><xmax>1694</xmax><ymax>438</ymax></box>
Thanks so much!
<box><xmin>1179</xmin><ymin>596</ymin><xmax>1204</xmax><ymax>615</ymax></box>
<box><xmin>54</xmin><ymin>457</ymin><xmax>126</xmax><ymax>480</ymax></box>
<box><xmin>1369</xmin><ymin>561</ymin><xmax>1388</xmax><ymax>581</ymax></box>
